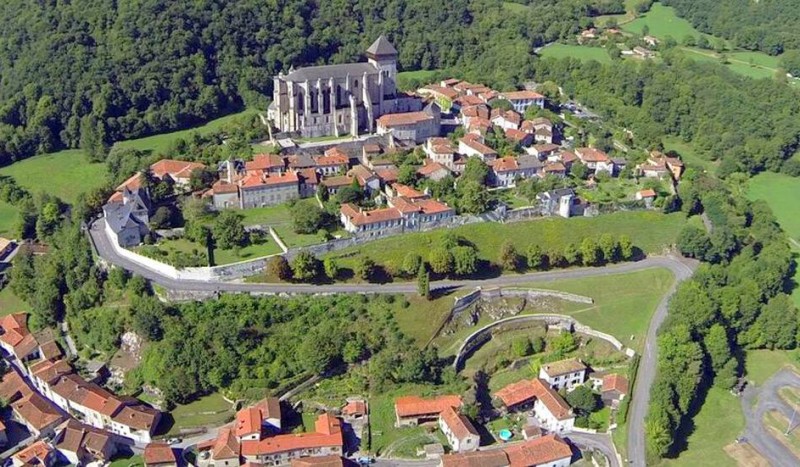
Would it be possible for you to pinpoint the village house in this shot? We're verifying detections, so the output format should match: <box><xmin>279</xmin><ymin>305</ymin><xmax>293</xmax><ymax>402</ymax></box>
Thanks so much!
<box><xmin>374</xmin><ymin>165</ymin><xmax>400</xmax><ymax>185</ymax></box>
<box><xmin>424</xmin><ymin>137</ymin><xmax>458</xmax><ymax>170</ymax></box>
<box><xmin>636</xmin><ymin>189</ymin><xmax>657</xmax><ymax>207</ymax></box>
<box><xmin>539</xmin><ymin>358</ymin><xmax>588</xmax><ymax>391</ymax></box>
<box><xmin>340</xmin><ymin>189</ymin><xmax>454</xmax><ymax>235</ymax></box>
<box><xmin>417</xmin><ymin>161</ymin><xmax>452</xmax><ymax>181</ymax></box>
<box><xmin>493</xmin><ymin>378</ymin><xmax>576</xmax><ymax>433</ymax></box>
<box><xmin>638</xmin><ymin>151</ymin><xmax>684</xmax><ymax>181</ymax></box>
<box><xmin>54</xmin><ymin>419</ymin><xmax>117</xmax><ymax>465</ymax></box>
<box><xmin>438</xmin><ymin>434</ymin><xmax>572</xmax><ymax>467</ymax></box>
<box><xmin>537</xmin><ymin>188</ymin><xmax>576</xmax><ymax>218</ymax></box>
<box><xmin>459</xmin><ymin>103</ymin><xmax>490</xmax><ymax>128</ymax></box>
<box><xmin>11</xmin><ymin>391</ymin><xmax>65</xmax><ymax>438</ymax></box>
<box><xmin>466</xmin><ymin>116</ymin><xmax>492</xmax><ymax>136</ymax></box>
<box><xmin>458</xmin><ymin>134</ymin><xmax>498</xmax><ymax>162</ymax></box>
<box><xmin>287</xmin><ymin>153</ymin><xmax>316</xmax><ymax>171</ymax></box>
<box><xmin>491</xmin><ymin>109</ymin><xmax>522</xmax><ymax>131</ymax></box>
<box><xmin>505</xmin><ymin>128</ymin><xmax>534</xmax><ymax>147</ymax></box>
<box><xmin>144</xmin><ymin>442</ymin><xmax>179</xmax><ymax>467</ymax></box>
<box><xmin>490</xmin><ymin>156</ymin><xmax>542</xmax><ymax>187</ymax></box>
<box><xmin>269</xmin><ymin>36</ymin><xmax>422</xmax><ymax>138</ymax></box>
<box><xmin>235</xmin><ymin>398</ymin><xmax>282</xmax><ymax>441</ymax></box>
<box><xmin>438</xmin><ymin>406</ymin><xmax>480</xmax><ymax>453</ymax></box>
<box><xmin>103</xmin><ymin>174</ymin><xmax>152</xmax><ymax>248</ymax></box>
<box><xmin>199</xmin><ymin>412</ymin><xmax>345</xmax><ymax>467</ymax></box>
<box><xmin>149</xmin><ymin>159</ymin><xmax>206</xmax><ymax>191</ymax></box>
<box><xmin>394</xmin><ymin>395</ymin><xmax>462</xmax><ymax>426</ymax></box>
<box><xmin>575</xmin><ymin>147</ymin><xmax>614</xmax><ymax>175</ymax></box>
<box><xmin>418</xmin><ymin>85</ymin><xmax>459</xmax><ymax>104</ymax></box>
<box><xmin>12</xmin><ymin>440</ymin><xmax>58</xmax><ymax>467</ymax></box>
<box><xmin>347</xmin><ymin>164</ymin><xmax>382</xmax><ymax>195</ymax></box>
<box><xmin>239</xmin><ymin>171</ymin><xmax>301</xmax><ymax>208</ymax></box>
<box><xmin>499</xmin><ymin>90</ymin><xmax>545</xmax><ymax>114</ymax></box>
<box><xmin>526</xmin><ymin>143</ymin><xmax>560</xmax><ymax>159</ymax></box>
<box><xmin>601</xmin><ymin>374</ymin><xmax>630</xmax><ymax>408</ymax></box>
<box><xmin>376</xmin><ymin>103</ymin><xmax>441</xmax><ymax>143</ymax></box>
<box><xmin>315</xmin><ymin>148</ymin><xmax>351</xmax><ymax>175</ymax></box>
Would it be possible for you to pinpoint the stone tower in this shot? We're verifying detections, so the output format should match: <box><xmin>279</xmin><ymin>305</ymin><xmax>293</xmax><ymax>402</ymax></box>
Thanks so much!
<box><xmin>366</xmin><ymin>35</ymin><xmax>398</xmax><ymax>99</ymax></box>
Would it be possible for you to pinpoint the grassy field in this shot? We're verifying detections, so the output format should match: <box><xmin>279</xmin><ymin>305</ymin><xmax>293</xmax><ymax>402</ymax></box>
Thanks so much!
<box><xmin>539</xmin><ymin>44</ymin><xmax>613</xmax><ymax>64</ymax></box>
<box><xmin>657</xmin><ymin>386</ymin><xmax>743</xmax><ymax>467</ymax></box>
<box><xmin>0</xmin><ymin>287</ymin><xmax>30</xmax><ymax>316</ymax></box>
<box><xmin>0</xmin><ymin>149</ymin><xmax>106</xmax><ymax>203</ymax></box>
<box><xmin>109</xmin><ymin>454</ymin><xmax>144</xmax><ymax>467</ymax></box>
<box><xmin>115</xmin><ymin>109</ymin><xmax>261</xmax><ymax>156</ymax></box>
<box><xmin>745</xmin><ymin>349</ymin><xmax>800</xmax><ymax>385</ymax></box>
<box><xmin>152</xmin><ymin>236</ymin><xmax>282</xmax><ymax>266</ymax></box>
<box><xmin>166</xmin><ymin>393</ymin><xmax>234</xmax><ymax>435</ymax></box>
<box><xmin>0</xmin><ymin>201</ymin><xmax>17</xmax><ymax>237</ymax></box>
<box><xmin>325</xmin><ymin>211</ymin><xmax>686</xmax><ymax>275</ymax></box>
<box><xmin>622</xmin><ymin>4</ymin><xmax>712</xmax><ymax>43</ymax></box>
<box><xmin>682</xmin><ymin>48</ymin><xmax>777</xmax><ymax>80</ymax></box>
<box><xmin>662</xmin><ymin>137</ymin><xmax>716</xmax><ymax>174</ymax></box>
<box><xmin>747</xmin><ymin>172</ymin><xmax>800</xmax><ymax>307</ymax></box>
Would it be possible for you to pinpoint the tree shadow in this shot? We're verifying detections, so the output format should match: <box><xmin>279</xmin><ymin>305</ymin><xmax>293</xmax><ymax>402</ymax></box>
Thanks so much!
<box><xmin>153</xmin><ymin>413</ymin><xmax>176</xmax><ymax>436</ymax></box>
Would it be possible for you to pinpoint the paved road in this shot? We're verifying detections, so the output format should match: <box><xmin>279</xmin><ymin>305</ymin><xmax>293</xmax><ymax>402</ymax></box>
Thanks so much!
<box><xmin>626</xmin><ymin>257</ymin><xmax>697</xmax><ymax>467</ymax></box>
<box><xmin>567</xmin><ymin>432</ymin><xmax>621</xmax><ymax>467</ymax></box>
<box><xmin>741</xmin><ymin>369</ymin><xmax>800</xmax><ymax>467</ymax></box>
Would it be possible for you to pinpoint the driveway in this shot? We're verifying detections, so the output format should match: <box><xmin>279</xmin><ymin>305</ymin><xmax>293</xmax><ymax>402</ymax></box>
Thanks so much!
<box><xmin>740</xmin><ymin>369</ymin><xmax>800</xmax><ymax>467</ymax></box>
<box><xmin>626</xmin><ymin>257</ymin><xmax>697</xmax><ymax>467</ymax></box>
<box><xmin>567</xmin><ymin>432</ymin><xmax>621</xmax><ymax>467</ymax></box>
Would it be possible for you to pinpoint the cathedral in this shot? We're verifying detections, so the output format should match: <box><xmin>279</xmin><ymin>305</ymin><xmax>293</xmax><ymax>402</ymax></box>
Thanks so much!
<box><xmin>268</xmin><ymin>36</ymin><xmax>422</xmax><ymax>138</ymax></box>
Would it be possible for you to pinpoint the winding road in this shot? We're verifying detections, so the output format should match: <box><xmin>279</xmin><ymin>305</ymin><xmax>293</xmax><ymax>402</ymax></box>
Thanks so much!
<box><xmin>89</xmin><ymin>220</ymin><xmax>698</xmax><ymax>466</ymax></box>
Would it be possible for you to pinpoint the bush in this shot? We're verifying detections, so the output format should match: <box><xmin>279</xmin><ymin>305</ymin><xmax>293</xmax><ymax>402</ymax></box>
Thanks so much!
<box><xmin>268</xmin><ymin>256</ymin><xmax>292</xmax><ymax>281</ymax></box>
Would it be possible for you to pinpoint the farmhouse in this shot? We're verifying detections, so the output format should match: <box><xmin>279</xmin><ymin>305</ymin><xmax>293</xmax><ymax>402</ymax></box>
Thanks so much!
<box><xmin>438</xmin><ymin>434</ymin><xmax>572</xmax><ymax>467</ymax></box>
<box><xmin>539</xmin><ymin>358</ymin><xmax>588</xmax><ymax>390</ymax></box>
<box><xmin>575</xmin><ymin>148</ymin><xmax>613</xmax><ymax>175</ymax></box>
<box><xmin>601</xmin><ymin>374</ymin><xmax>630</xmax><ymax>408</ymax></box>
<box><xmin>458</xmin><ymin>134</ymin><xmax>498</xmax><ymax>162</ymax></box>
<box><xmin>493</xmin><ymin>378</ymin><xmax>576</xmax><ymax>433</ymax></box>
<box><xmin>438</xmin><ymin>406</ymin><xmax>480</xmax><ymax>453</ymax></box>
<box><xmin>150</xmin><ymin>159</ymin><xmax>206</xmax><ymax>190</ymax></box>
<box><xmin>144</xmin><ymin>442</ymin><xmax>179</xmax><ymax>467</ymax></box>
<box><xmin>394</xmin><ymin>395</ymin><xmax>462</xmax><ymax>426</ymax></box>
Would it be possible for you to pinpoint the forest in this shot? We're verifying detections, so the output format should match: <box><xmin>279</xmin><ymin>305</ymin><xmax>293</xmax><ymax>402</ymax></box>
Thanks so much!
<box><xmin>662</xmin><ymin>0</ymin><xmax>800</xmax><ymax>55</ymax></box>
<box><xmin>532</xmin><ymin>53</ymin><xmax>800</xmax><ymax>176</ymax></box>
<box><xmin>0</xmin><ymin>0</ymin><xmax>604</xmax><ymax>166</ymax></box>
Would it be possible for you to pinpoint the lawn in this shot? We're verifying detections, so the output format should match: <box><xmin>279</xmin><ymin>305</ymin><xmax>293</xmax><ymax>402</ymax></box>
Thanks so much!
<box><xmin>745</xmin><ymin>349</ymin><xmax>800</xmax><ymax>385</ymax></box>
<box><xmin>115</xmin><ymin>108</ymin><xmax>261</xmax><ymax>156</ymax></box>
<box><xmin>325</xmin><ymin>211</ymin><xmax>686</xmax><ymax>278</ymax></box>
<box><xmin>656</xmin><ymin>386</ymin><xmax>743</xmax><ymax>467</ymax></box>
<box><xmin>0</xmin><ymin>201</ymin><xmax>17</xmax><ymax>237</ymax></box>
<box><xmin>0</xmin><ymin>149</ymin><xmax>107</xmax><ymax>203</ymax></box>
<box><xmin>0</xmin><ymin>286</ymin><xmax>30</xmax><ymax>316</ymax></box>
<box><xmin>152</xmin><ymin>236</ymin><xmax>282</xmax><ymax>266</ymax></box>
<box><xmin>226</xmin><ymin>199</ymin><xmax>331</xmax><ymax>249</ymax></box>
<box><xmin>166</xmin><ymin>393</ymin><xmax>234</xmax><ymax>435</ymax></box>
<box><xmin>747</xmin><ymin>172</ymin><xmax>800</xmax><ymax>307</ymax></box>
<box><xmin>539</xmin><ymin>44</ymin><xmax>613</xmax><ymax>64</ymax></box>
<box><xmin>622</xmin><ymin>4</ymin><xmax>714</xmax><ymax>43</ymax></box>
<box><xmin>109</xmin><ymin>454</ymin><xmax>144</xmax><ymax>467</ymax></box>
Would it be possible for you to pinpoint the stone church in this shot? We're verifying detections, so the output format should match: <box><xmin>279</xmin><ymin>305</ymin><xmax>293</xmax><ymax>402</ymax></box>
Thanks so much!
<box><xmin>268</xmin><ymin>36</ymin><xmax>422</xmax><ymax>138</ymax></box>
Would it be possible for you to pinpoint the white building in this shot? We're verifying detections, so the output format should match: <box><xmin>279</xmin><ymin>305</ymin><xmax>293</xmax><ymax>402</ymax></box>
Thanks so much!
<box><xmin>438</xmin><ymin>406</ymin><xmax>479</xmax><ymax>453</ymax></box>
<box><xmin>539</xmin><ymin>358</ymin><xmax>588</xmax><ymax>391</ymax></box>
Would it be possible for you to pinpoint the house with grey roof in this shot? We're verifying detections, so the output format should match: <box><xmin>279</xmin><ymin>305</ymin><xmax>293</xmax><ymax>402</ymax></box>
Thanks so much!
<box><xmin>103</xmin><ymin>187</ymin><xmax>152</xmax><ymax>247</ymax></box>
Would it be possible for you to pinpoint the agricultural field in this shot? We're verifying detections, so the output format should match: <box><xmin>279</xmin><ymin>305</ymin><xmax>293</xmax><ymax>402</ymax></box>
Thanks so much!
<box><xmin>0</xmin><ymin>149</ymin><xmax>106</xmax><ymax>203</ymax></box>
<box><xmin>747</xmin><ymin>172</ymin><xmax>800</xmax><ymax>307</ymax></box>
<box><xmin>324</xmin><ymin>211</ymin><xmax>687</xmax><ymax>275</ymax></box>
<box><xmin>539</xmin><ymin>44</ymin><xmax>613</xmax><ymax>64</ymax></box>
<box><xmin>0</xmin><ymin>201</ymin><xmax>17</xmax><ymax>237</ymax></box>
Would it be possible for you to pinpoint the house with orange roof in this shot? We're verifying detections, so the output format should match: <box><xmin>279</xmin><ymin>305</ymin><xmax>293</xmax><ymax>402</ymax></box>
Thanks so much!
<box><xmin>394</xmin><ymin>395</ymin><xmax>462</xmax><ymax>427</ymax></box>
<box><xmin>458</xmin><ymin>134</ymin><xmax>497</xmax><ymax>162</ymax></box>
<box><xmin>504</xmin><ymin>128</ymin><xmax>533</xmax><ymax>147</ymax></box>
<box><xmin>417</xmin><ymin>161</ymin><xmax>452</xmax><ymax>182</ymax></box>
<box><xmin>575</xmin><ymin>147</ymin><xmax>614</xmax><ymax>175</ymax></box>
<box><xmin>246</xmin><ymin>154</ymin><xmax>286</xmax><ymax>174</ymax></box>
<box><xmin>290</xmin><ymin>455</ymin><xmax>347</xmax><ymax>467</ymax></box>
<box><xmin>438</xmin><ymin>406</ymin><xmax>479</xmax><ymax>453</ymax></box>
<box><xmin>376</xmin><ymin>103</ymin><xmax>441</xmax><ymax>144</ymax></box>
<box><xmin>490</xmin><ymin>156</ymin><xmax>542</xmax><ymax>188</ymax></box>
<box><xmin>347</xmin><ymin>165</ymin><xmax>381</xmax><ymax>194</ymax></box>
<box><xmin>11</xmin><ymin>391</ymin><xmax>65</xmax><ymax>437</ymax></box>
<box><xmin>239</xmin><ymin>171</ymin><xmax>301</xmax><ymax>209</ymax></box>
<box><xmin>339</xmin><ymin>204</ymin><xmax>404</xmax><ymax>235</ymax></box>
<box><xmin>499</xmin><ymin>90</ymin><xmax>545</xmax><ymax>113</ymax></box>
<box><xmin>423</xmin><ymin>137</ymin><xmax>457</xmax><ymax>170</ymax></box>
<box><xmin>54</xmin><ymin>419</ymin><xmax>117</xmax><ymax>465</ymax></box>
<box><xmin>150</xmin><ymin>159</ymin><xmax>206</xmax><ymax>190</ymax></box>
<box><xmin>601</xmin><ymin>374</ymin><xmax>629</xmax><ymax>408</ymax></box>
<box><xmin>635</xmin><ymin>189</ymin><xmax>657</xmax><ymax>207</ymax></box>
<box><xmin>438</xmin><ymin>434</ymin><xmax>571</xmax><ymax>467</ymax></box>
<box><xmin>0</xmin><ymin>313</ymin><xmax>41</xmax><ymax>366</ymax></box>
<box><xmin>387</xmin><ymin>183</ymin><xmax>426</xmax><ymax>200</ymax></box>
<box><xmin>491</xmin><ymin>109</ymin><xmax>522</xmax><ymax>131</ymax></box>
<box><xmin>144</xmin><ymin>442</ymin><xmax>179</xmax><ymax>467</ymax></box>
<box><xmin>493</xmin><ymin>379</ymin><xmax>575</xmax><ymax>433</ymax></box>
<box><xmin>12</xmin><ymin>440</ymin><xmax>58</xmax><ymax>467</ymax></box>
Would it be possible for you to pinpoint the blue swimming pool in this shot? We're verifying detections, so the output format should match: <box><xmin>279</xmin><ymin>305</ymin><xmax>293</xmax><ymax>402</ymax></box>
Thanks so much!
<box><xmin>498</xmin><ymin>429</ymin><xmax>513</xmax><ymax>441</ymax></box>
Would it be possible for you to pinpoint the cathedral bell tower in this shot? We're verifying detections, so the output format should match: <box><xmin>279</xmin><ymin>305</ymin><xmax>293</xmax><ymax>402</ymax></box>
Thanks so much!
<box><xmin>366</xmin><ymin>35</ymin><xmax>398</xmax><ymax>98</ymax></box>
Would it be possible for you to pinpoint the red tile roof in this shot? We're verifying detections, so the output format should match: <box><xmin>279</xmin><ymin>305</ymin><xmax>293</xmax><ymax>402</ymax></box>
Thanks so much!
<box><xmin>494</xmin><ymin>379</ymin><xmax>540</xmax><ymax>408</ymax></box>
<box><xmin>30</xmin><ymin>359</ymin><xmax>72</xmax><ymax>384</ymax></box>
<box><xmin>315</xmin><ymin>153</ymin><xmax>350</xmax><ymax>167</ymax></box>
<box><xmin>112</xmin><ymin>404</ymin><xmax>160</xmax><ymax>431</ymax></box>
<box><xmin>492</xmin><ymin>157</ymin><xmax>520</xmax><ymax>172</ymax></box>
<box><xmin>78</xmin><ymin>384</ymin><xmax>124</xmax><ymax>417</ymax></box>
<box><xmin>394</xmin><ymin>395</ymin><xmax>462</xmax><ymax>418</ymax></box>
<box><xmin>637</xmin><ymin>189</ymin><xmax>657</xmax><ymax>198</ymax></box>
<box><xmin>494</xmin><ymin>379</ymin><xmax>572</xmax><ymax>420</ymax></box>
<box><xmin>417</xmin><ymin>161</ymin><xmax>450</xmax><ymax>177</ymax></box>
<box><xmin>420</xmin><ymin>85</ymin><xmax>459</xmax><ymax>100</ymax></box>
<box><xmin>290</xmin><ymin>455</ymin><xmax>345</xmax><ymax>467</ymax></box>
<box><xmin>391</xmin><ymin>183</ymin><xmax>425</xmax><ymax>199</ymax></box>
<box><xmin>144</xmin><ymin>442</ymin><xmax>177</xmax><ymax>465</ymax></box>
<box><xmin>240</xmin><ymin>414</ymin><xmax>343</xmax><ymax>456</ymax></box>
<box><xmin>505</xmin><ymin>128</ymin><xmax>530</xmax><ymax>143</ymax></box>
<box><xmin>115</xmin><ymin>173</ymin><xmax>144</xmax><ymax>192</ymax></box>
<box><xmin>576</xmin><ymin>147</ymin><xmax>610</xmax><ymax>163</ymax></box>
<box><xmin>212</xmin><ymin>427</ymin><xmax>240</xmax><ymax>460</ymax></box>
<box><xmin>543</xmin><ymin>162</ymin><xmax>566</xmax><ymax>173</ymax></box>
<box><xmin>375</xmin><ymin>166</ymin><xmax>399</xmax><ymax>183</ymax></box>
<box><xmin>603</xmin><ymin>374</ymin><xmax>630</xmax><ymax>395</ymax></box>
<box><xmin>263</xmin><ymin>397</ymin><xmax>282</xmax><ymax>421</ymax></box>
<box><xmin>12</xmin><ymin>392</ymin><xmax>64</xmax><ymax>431</ymax></box>
<box><xmin>377</xmin><ymin>111</ymin><xmax>434</xmax><ymax>127</ymax></box>
<box><xmin>459</xmin><ymin>135</ymin><xmax>497</xmax><ymax>157</ymax></box>
<box><xmin>150</xmin><ymin>159</ymin><xmax>205</xmax><ymax>180</ymax></box>
<box><xmin>440</xmin><ymin>450</ymin><xmax>509</xmax><ymax>467</ymax></box>
<box><xmin>240</xmin><ymin>171</ymin><xmax>299</xmax><ymax>188</ymax></box>
<box><xmin>13</xmin><ymin>440</ymin><xmax>53</xmax><ymax>465</ymax></box>
<box><xmin>503</xmin><ymin>434</ymin><xmax>572</xmax><ymax>466</ymax></box>
<box><xmin>457</xmin><ymin>95</ymin><xmax>485</xmax><ymax>107</ymax></box>
<box><xmin>439</xmin><ymin>406</ymin><xmax>478</xmax><ymax>440</ymax></box>
<box><xmin>533</xmin><ymin>144</ymin><xmax>559</xmax><ymax>154</ymax></box>
<box><xmin>211</xmin><ymin>179</ymin><xmax>239</xmax><ymax>194</ymax></box>
<box><xmin>236</xmin><ymin>406</ymin><xmax>263</xmax><ymax>437</ymax></box>
<box><xmin>501</xmin><ymin>90</ymin><xmax>544</xmax><ymax>101</ymax></box>
<box><xmin>246</xmin><ymin>154</ymin><xmax>285</xmax><ymax>171</ymax></box>
<box><xmin>342</xmin><ymin>400</ymin><xmax>366</xmax><ymax>417</ymax></box>
<box><xmin>340</xmin><ymin>205</ymin><xmax>402</xmax><ymax>226</ymax></box>
<box><xmin>0</xmin><ymin>370</ymin><xmax>30</xmax><ymax>402</ymax></box>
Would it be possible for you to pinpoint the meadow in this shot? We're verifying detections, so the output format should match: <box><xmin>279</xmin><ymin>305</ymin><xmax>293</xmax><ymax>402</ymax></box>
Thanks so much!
<box><xmin>0</xmin><ymin>149</ymin><xmax>107</xmax><ymax>203</ymax></box>
<box><xmin>0</xmin><ymin>201</ymin><xmax>18</xmax><ymax>237</ymax></box>
<box><xmin>325</xmin><ymin>211</ymin><xmax>687</xmax><ymax>274</ymax></box>
<box><xmin>622</xmin><ymin>4</ymin><xmax>717</xmax><ymax>44</ymax></box>
<box><xmin>539</xmin><ymin>44</ymin><xmax>612</xmax><ymax>63</ymax></box>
